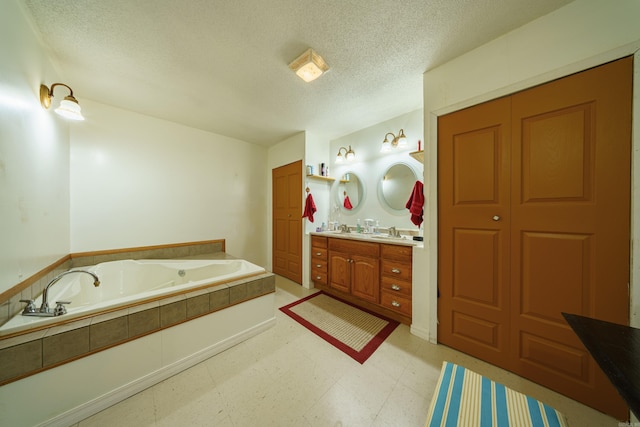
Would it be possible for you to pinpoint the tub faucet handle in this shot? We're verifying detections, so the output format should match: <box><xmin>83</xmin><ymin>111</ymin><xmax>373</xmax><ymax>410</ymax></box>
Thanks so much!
<box><xmin>54</xmin><ymin>301</ymin><xmax>71</xmax><ymax>316</ymax></box>
<box><xmin>20</xmin><ymin>299</ymin><xmax>37</xmax><ymax>314</ymax></box>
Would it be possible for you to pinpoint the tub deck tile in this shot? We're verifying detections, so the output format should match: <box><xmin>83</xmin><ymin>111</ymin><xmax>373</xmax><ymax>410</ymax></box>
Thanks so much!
<box><xmin>160</xmin><ymin>300</ymin><xmax>187</xmax><ymax>328</ymax></box>
<box><xmin>43</xmin><ymin>327</ymin><xmax>90</xmax><ymax>367</ymax></box>
<box><xmin>186</xmin><ymin>294</ymin><xmax>210</xmax><ymax>319</ymax></box>
<box><xmin>0</xmin><ymin>340</ymin><xmax>42</xmax><ymax>382</ymax></box>
<box><xmin>129</xmin><ymin>308</ymin><xmax>160</xmax><ymax>338</ymax></box>
<box><xmin>90</xmin><ymin>316</ymin><xmax>128</xmax><ymax>351</ymax></box>
<box><xmin>210</xmin><ymin>288</ymin><xmax>230</xmax><ymax>311</ymax></box>
<box><xmin>129</xmin><ymin>300</ymin><xmax>159</xmax><ymax>315</ymax></box>
<box><xmin>229</xmin><ymin>283</ymin><xmax>248</xmax><ymax>305</ymax></box>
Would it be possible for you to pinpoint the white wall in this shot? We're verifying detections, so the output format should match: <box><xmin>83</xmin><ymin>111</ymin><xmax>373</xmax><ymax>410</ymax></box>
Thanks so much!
<box><xmin>70</xmin><ymin>100</ymin><xmax>269</xmax><ymax>267</ymax></box>
<box><xmin>0</xmin><ymin>0</ymin><xmax>70</xmax><ymax>297</ymax></box>
<box><xmin>329</xmin><ymin>109</ymin><xmax>424</xmax><ymax>231</ymax></box>
<box><xmin>422</xmin><ymin>0</ymin><xmax>640</xmax><ymax>342</ymax></box>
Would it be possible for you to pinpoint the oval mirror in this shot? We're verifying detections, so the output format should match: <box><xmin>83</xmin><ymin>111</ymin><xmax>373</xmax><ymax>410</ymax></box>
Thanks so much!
<box><xmin>337</xmin><ymin>172</ymin><xmax>364</xmax><ymax>212</ymax></box>
<box><xmin>378</xmin><ymin>163</ymin><xmax>419</xmax><ymax>213</ymax></box>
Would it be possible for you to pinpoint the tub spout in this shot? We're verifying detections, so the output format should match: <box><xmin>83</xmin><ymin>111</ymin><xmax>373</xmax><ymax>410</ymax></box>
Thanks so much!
<box><xmin>37</xmin><ymin>270</ymin><xmax>100</xmax><ymax>316</ymax></box>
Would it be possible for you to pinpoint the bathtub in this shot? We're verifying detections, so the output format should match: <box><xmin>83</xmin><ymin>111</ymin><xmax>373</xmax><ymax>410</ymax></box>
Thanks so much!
<box><xmin>0</xmin><ymin>257</ymin><xmax>275</xmax><ymax>427</ymax></box>
<box><xmin>1</xmin><ymin>258</ymin><xmax>266</xmax><ymax>336</ymax></box>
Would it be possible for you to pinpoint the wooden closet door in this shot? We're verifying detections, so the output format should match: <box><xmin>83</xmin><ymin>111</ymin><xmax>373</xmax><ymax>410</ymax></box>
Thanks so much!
<box><xmin>272</xmin><ymin>160</ymin><xmax>303</xmax><ymax>284</ymax></box>
<box><xmin>437</xmin><ymin>96</ymin><xmax>513</xmax><ymax>368</ymax></box>
<box><xmin>510</xmin><ymin>57</ymin><xmax>631</xmax><ymax>420</ymax></box>
<box><xmin>438</xmin><ymin>57</ymin><xmax>632</xmax><ymax>420</ymax></box>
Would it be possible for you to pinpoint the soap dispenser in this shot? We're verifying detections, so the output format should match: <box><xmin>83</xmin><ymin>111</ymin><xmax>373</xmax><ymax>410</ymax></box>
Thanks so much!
<box><xmin>356</xmin><ymin>219</ymin><xmax>362</xmax><ymax>233</ymax></box>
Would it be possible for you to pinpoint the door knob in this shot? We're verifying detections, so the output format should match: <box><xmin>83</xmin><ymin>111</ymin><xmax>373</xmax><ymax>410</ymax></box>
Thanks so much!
<box><xmin>492</xmin><ymin>215</ymin><xmax>501</xmax><ymax>221</ymax></box>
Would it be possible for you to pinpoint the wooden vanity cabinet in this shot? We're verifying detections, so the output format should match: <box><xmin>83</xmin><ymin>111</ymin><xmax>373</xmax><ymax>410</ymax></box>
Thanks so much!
<box><xmin>328</xmin><ymin>239</ymin><xmax>379</xmax><ymax>303</ymax></box>
<box><xmin>310</xmin><ymin>236</ymin><xmax>328</xmax><ymax>285</ymax></box>
<box><xmin>310</xmin><ymin>235</ymin><xmax>413</xmax><ymax>324</ymax></box>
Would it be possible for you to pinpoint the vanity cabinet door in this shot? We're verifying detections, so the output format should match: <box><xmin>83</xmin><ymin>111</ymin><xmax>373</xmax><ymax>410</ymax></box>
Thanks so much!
<box><xmin>351</xmin><ymin>255</ymin><xmax>380</xmax><ymax>303</ymax></box>
<box><xmin>329</xmin><ymin>251</ymin><xmax>351</xmax><ymax>293</ymax></box>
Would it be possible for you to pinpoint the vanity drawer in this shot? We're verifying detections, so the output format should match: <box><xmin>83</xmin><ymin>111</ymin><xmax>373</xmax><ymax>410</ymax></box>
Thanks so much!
<box><xmin>311</xmin><ymin>270</ymin><xmax>327</xmax><ymax>285</ymax></box>
<box><xmin>381</xmin><ymin>244</ymin><xmax>412</xmax><ymax>261</ymax></box>
<box><xmin>329</xmin><ymin>238</ymin><xmax>379</xmax><ymax>258</ymax></box>
<box><xmin>312</xmin><ymin>259</ymin><xmax>327</xmax><ymax>272</ymax></box>
<box><xmin>381</xmin><ymin>291</ymin><xmax>411</xmax><ymax>316</ymax></box>
<box><xmin>381</xmin><ymin>276</ymin><xmax>412</xmax><ymax>297</ymax></box>
<box><xmin>312</xmin><ymin>236</ymin><xmax>327</xmax><ymax>249</ymax></box>
<box><xmin>311</xmin><ymin>247</ymin><xmax>327</xmax><ymax>261</ymax></box>
<box><xmin>380</xmin><ymin>260</ymin><xmax>412</xmax><ymax>281</ymax></box>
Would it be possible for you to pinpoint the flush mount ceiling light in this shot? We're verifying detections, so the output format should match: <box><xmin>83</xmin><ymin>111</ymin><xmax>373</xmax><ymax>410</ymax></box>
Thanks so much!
<box><xmin>288</xmin><ymin>48</ymin><xmax>329</xmax><ymax>82</ymax></box>
<box><xmin>335</xmin><ymin>145</ymin><xmax>355</xmax><ymax>163</ymax></box>
<box><xmin>380</xmin><ymin>129</ymin><xmax>407</xmax><ymax>152</ymax></box>
<box><xmin>40</xmin><ymin>83</ymin><xmax>84</xmax><ymax>121</ymax></box>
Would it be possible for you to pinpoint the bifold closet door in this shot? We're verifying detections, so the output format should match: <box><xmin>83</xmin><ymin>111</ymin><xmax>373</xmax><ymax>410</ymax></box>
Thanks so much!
<box><xmin>437</xmin><ymin>96</ymin><xmax>513</xmax><ymax>369</ymax></box>
<box><xmin>509</xmin><ymin>57</ymin><xmax>631</xmax><ymax>420</ymax></box>
<box><xmin>438</xmin><ymin>57</ymin><xmax>632</xmax><ymax>420</ymax></box>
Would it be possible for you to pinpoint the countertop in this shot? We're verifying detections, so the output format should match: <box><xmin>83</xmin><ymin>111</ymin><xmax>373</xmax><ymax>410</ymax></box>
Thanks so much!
<box><xmin>562</xmin><ymin>312</ymin><xmax>639</xmax><ymax>419</ymax></box>
<box><xmin>310</xmin><ymin>230</ymin><xmax>424</xmax><ymax>247</ymax></box>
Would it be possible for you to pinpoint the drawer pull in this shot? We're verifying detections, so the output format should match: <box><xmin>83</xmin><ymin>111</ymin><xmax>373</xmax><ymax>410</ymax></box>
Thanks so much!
<box><xmin>391</xmin><ymin>301</ymin><xmax>401</xmax><ymax>307</ymax></box>
<box><xmin>316</xmin><ymin>264</ymin><xmax>322</xmax><ymax>268</ymax></box>
<box><xmin>316</xmin><ymin>276</ymin><xmax>321</xmax><ymax>280</ymax></box>
<box><xmin>316</xmin><ymin>252</ymin><xmax>322</xmax><ymax>256</ymax></box>
<box><xmin>391</xmin><ymin>284</ymin><xmax>401</xmax><ymax>291</ymax></box>
<box><xmin>391</xmin><ymin>268</ymin><xmax>401</xmax><ymax>274</ymax></box>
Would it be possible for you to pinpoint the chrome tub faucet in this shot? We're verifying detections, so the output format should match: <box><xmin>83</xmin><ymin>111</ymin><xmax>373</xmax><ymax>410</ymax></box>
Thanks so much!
<box><xmin>20</xmin><ymin>270</ymin><xmax>100</xmax><ymax>317</ymax></box>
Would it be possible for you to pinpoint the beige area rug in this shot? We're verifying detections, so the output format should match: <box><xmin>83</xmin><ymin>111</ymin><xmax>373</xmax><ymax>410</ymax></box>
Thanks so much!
<box><xmin>279</xmin><ymin>291</ymin><xmax>399</xmax><ymax>363</ymax></box>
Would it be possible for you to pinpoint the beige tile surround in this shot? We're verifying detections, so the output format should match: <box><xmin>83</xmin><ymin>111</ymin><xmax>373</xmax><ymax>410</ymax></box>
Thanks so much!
<box><xmin>0</xmin><ymin>241</ymin><xmax>275</xmax><ymax>386</ymax></box>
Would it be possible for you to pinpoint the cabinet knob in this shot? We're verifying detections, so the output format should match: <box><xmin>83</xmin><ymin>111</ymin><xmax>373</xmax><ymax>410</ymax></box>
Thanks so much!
<box><xmin>391</xmin><ymin>268</ymin><xmax>401</xmax><ymax>274</ymax></box>
<box><xmin>391</xmin><ymin>301</ymin><xmax>401</xmax><ymax>307</ymax></box>
<box><xmin>316</xmin><ymin>264</ymin><xmax>322</xmax><ymax>268</ymax></box>
<box><xmin>316</xmin><ymin>276</ymin><xmax>321</xmax><ymax>280</ymax></box>
<box><xmin>492</xmin><ymin>215</ymin><xmax>501</xmax><ymax>221</ymax></box>
<box><xmin>391</xmin><ymin>284</ymin><xmax>401</xmax><ymax>291</ymax></box>
<box><xmin>316</xmin><ymin>252</ymin><xmax>322</xmax><ymax>256</ymax></box>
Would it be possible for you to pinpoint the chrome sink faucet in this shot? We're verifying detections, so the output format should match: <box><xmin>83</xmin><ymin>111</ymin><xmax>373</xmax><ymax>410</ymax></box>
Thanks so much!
<box><xmin>20</xmin><ymin>270</ymin><xmax>100</xmax><ymax>317</ymax></box>
<box><xmin>388</xmin><ymin>226</ymin><xmax>401</xmax><ymax>238</ymax></box>
<box><xmin>339</xmin><ymin>224</ymin><xmax>350</xmax><ymax>233</ymax></box>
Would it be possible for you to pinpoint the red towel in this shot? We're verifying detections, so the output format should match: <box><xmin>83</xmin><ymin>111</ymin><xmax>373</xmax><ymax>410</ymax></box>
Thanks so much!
<box><xmin>405</xmin><ymin>180</ymin><xmax>424</xmax><ymax>226</ymax></box>
<box><xmin>302</xmin><ymin>193</ymin><xmax>316</xmax><ymax>222</ymax></box>
<box><xmin>343</xmin><ymin>195</ymin><xmax>353</xmax><ymax>210</ymax></box>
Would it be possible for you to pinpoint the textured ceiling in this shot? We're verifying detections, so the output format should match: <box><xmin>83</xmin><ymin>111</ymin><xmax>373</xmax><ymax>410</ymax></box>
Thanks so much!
<box><xmin>23</xmin><ymin>0</ymin><xmax>573</xmax><ymax>146</ymax></box>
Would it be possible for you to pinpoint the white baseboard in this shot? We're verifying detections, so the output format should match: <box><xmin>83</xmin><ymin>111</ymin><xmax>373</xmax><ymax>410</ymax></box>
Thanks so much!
<box><xmin>41</xmin><ymin>317</ymin><xmax>276</xmax><ymax>427</ymax></box>
<box><xmin>410</xmin><ymin>324</ymin><xmax>434</xmax><ymax>343</ymax></box>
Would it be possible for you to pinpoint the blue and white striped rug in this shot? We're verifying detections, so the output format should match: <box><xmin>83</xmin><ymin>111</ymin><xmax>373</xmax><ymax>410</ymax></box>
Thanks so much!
<box><xmin>425</xmin><ymin>362</ymin><xmax>568</xmax><ymax>427</ymax></box>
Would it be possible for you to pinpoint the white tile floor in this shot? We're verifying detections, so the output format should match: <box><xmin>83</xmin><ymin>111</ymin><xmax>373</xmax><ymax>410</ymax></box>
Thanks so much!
<box><xmin>76</xmin><ymin>276</ymin><xmax>620</xmax><ymax>427</ymax></box>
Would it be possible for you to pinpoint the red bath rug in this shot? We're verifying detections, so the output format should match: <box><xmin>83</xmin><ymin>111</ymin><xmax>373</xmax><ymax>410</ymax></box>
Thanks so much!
<box><xmin>279</xmin><ymin>291</ymin><xmax>399</xmax><ymax>364</ymax></box>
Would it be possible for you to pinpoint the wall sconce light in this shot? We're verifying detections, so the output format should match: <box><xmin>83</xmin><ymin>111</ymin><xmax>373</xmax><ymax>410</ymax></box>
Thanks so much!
<box><xmin>380</xmin><ymin>129</ymin><xmax>407</xmax><ymax>152</ymax></box>
<box><xmin>40</xmin><ymin>83</ymin><xmax>85</xmax><ymax>121</ymax></box>
<box><xmin>288</xmin><ymin>48</ymin><xmax>329</xmax><ymax>82</ymax></box>
<box><xmin>335</xmin><ymin>145</ymin><xmax>355</xmax><ymax>163</ymax></box>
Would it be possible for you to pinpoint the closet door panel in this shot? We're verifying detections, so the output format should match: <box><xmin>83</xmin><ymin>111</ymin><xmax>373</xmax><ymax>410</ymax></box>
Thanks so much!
<box><xmin>511</xmin><ymin>57</ymin><xmax>632</xmax><ymax>419</ymax></box>
<box><xmin>438</xmin><ymin>96</ymin><xmax>512</xmax><ymax>367</ymax></box>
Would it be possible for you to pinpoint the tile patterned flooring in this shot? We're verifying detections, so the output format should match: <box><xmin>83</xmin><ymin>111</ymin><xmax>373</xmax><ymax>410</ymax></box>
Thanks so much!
<box><xmin>75</xmin><ymin>276</ymin><xmax>619</xmax><ymax>426</ymax></box>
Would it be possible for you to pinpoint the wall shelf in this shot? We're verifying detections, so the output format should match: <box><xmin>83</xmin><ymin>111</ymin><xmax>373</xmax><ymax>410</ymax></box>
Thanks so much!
<box><xmin>307</xmin><ymin>174</ymin><xmax>335</xmax><ymax>182</ymax></box>
<box><xmin>409</xmin><ymin>150</ymin><xmax>424</xmax><ymax>163</ymax></box>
